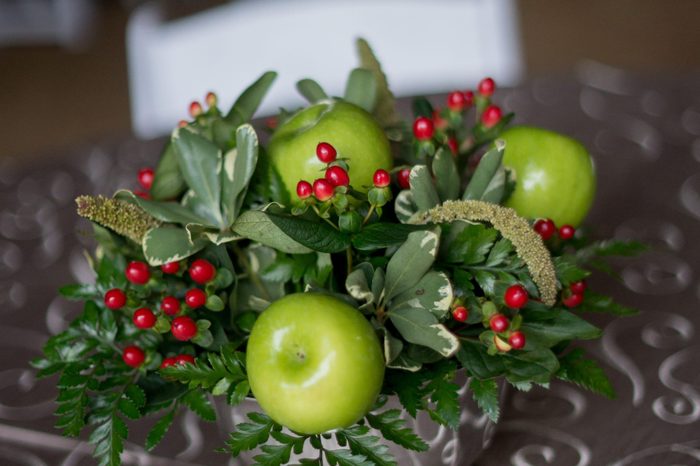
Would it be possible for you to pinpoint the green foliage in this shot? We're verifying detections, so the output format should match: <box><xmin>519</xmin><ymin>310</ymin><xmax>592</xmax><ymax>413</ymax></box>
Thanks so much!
<box><xmin>469</xmin><ymin>378</ymin><xmax>500</xmax><ymax>422</ymax></box>
<box><xmin>336</xmin><ymin>425</ymin><xmax>396</xmax><ymax>466</ymax></box>
<box><xmin>296</xmin><ymin>79</ymin><xmax>328</xmax><ymax>103</ymax></box>
<box><xmin>581</xmin><ymin>290</ymin><xmax>638</xmax><ymax>315</ymax></box>
<box><xmin>557</xmin><ymin>348</ymin><xmax>615</xmax><ymax>398</ymax></box>
<box><xmin>226</xmin><ymin>412</ymin><xmax>277</xmax><ymax>456</ymax></box>
<box><xmin>365</xmin><ymin>409</ymin><xmax>429</xmax><ymax>452</ymax></box>
<box><xmin>463</xmin><ymin>142</ymin><xmax>505</xmax><ymax>201</ymax></box>
<box><xmin>344</xmin><ymin>68</ymin><xmax>377</xmax><ymax>113</ymax></box>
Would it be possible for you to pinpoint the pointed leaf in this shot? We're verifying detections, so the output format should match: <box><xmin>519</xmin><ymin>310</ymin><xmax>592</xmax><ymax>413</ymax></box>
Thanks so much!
<box><xmin>392</xmin><ymin>271</ymin><xmax>453</xmax><ymax>319</ymax></box>
<box><xmin>384</xmin><ymin>229</ymin><xmax>440</xmax><ymax>300</ymax></box>
<box><xmin>344</xmin><ymin>68</ymin><xmax>377</xmax><ymax>113</ymax></box>
<box><xmin>116</xmin><ymin>190</ymin><xmax>212</xmax><ymax>226</ymax></box>
<box><xmin>409</xmin><ymin>165</ymin><xmax>440</xmax><ymax>212</ymax></box>
<box><xmin>469</xmin><ymin>378</ymin><xmax>500</xmax><ymax>422</ymax></box>
<box><xmin>221</xmin><ymin>124</ymin><xmax>259</xmax><ymax>226</ymax></box>
<box><xmin>143</xmin><ymin>226</ymin><xmax>207</xmax><ymax>265</ymax></box>
<box><xmin>521</xmin><ymin>310</ymin><xmax>602</xmax><ymax>346</ymax></box>
<box><xmin>296</xmin><ymin>78</ymin><xmax>328</xmax><ymax>103</ymax></box>
<box><xmin>365</xmin><ymin>409</ymin><xmax>428</xmax><ymax>452</ymax></box>
<box><xmin>388</xmin><ymin>307</ymin><xmax>459</xmax><ymax>357</ymax></box>
<box><xmin>356</xmin><ymin>38</ymin><xmax>400</xmax><ymax>127</ymax></box>
<box><xmin>265</xmin><ymin>212</ymin><xmax>351</xmax><ymax>253</ymax></box>
<box><xmin>556</xmin><ymin>348</ymin><xmax>615</xmax><ymax>398</ymax></box>
<box><xmin>325</xmin><ymin>449</ymin><xmax>373</xmax><ymax>466</ymax></box>
<box><xmin>145</xmin><ymin>409</ymin><xmax>175</xmax><ymax>451</ymax></box>
<box><xmin>151</xmin><ymin>142</ymin><xmax>187</xmax><ymax>201</ymax></box>
<box><xmin>351</xmin><ymin>223</ymin><xmax>428</xmax><ymax>251</ymax></box>
<box><xmin>225</xmin><ymin>71</ymin><xmax>277</xmax><ymax>125</ymax></box>
<box><xmin>181</xmin><ymin>390</ymin><xmax>216</xmax><ymax>422</ymax></box>
<box><xmin>432</xmin><ymin>148</ymin><xmax>460</xmax><ymax>201</ymax></box>
<box><xmin>233</xmin><ymin>210</ymin><xmax>313</xmax><ymax>254</ymax></box>
<box><xmin>463</xmin><ymin>141</ymin><xmax>505</xmax><ymax>200</ymax></box>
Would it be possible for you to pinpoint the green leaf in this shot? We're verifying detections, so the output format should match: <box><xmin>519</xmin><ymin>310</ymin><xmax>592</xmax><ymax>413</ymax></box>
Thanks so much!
<box><xmin>469</xmin><ymin>378</ymin><xmax>500</xmax><ymax>422</ymax></box>
<box><xmin>521</xmin><ymin>310</ymin><xmax>602</xmax><ymax>346</ymax></box>
<box><xmin>484</xmin><ymin>237</ymin><xmax>514</xmax><ymax>267</ymax></box>
<box><xmin>117</xmin><ymin>397</ymin><xmax>141</xmax><ymax>420</ymax></box>
<box><xmin>59</xmin><ymin>284</ymin><xmax>98</xmax><ymax>300</ymax></box>
<box><xmin>161</xmin><ymin>346</ymin><xmax>245</xmax><ymax>390</ymax></box>
<box><xmin>576</xmin><ymin>239</ymin><xmax>648</xmax><ymax>260</ymax></box>
<box><xmin>432</xmin><ymin>148</ymin><xmax>460</xmax><ymax>201</ymax></box>
<box><xmin>463</xmin><ymin>142</ymin><xmax>505</xmax><ymax>200</ymax></box>
<box><xmin>228</xmin><ymin>380</ymin><xmax>250</xmax><ymax>406</ymax></box>
<box><xmin>254</xmin><ymin>442</ymin><xmax>293</xmax><ymax>466</ymax></box>
<box><xmin>124</xmin><ymin>385</ymin><xmax>146</xmax><ymax>408</ymax></box>
<box><xmin>384</xmin><ymin>229</ymin><xmax>440</xmax><ymax>300</ymax></box>
<box><xmin>481</xmin><ymin>166</ymin><xmax>507</xmax><ymax>203</ymax></box>
<box><xmin>171</xmin><ymin>128</ymin><xmax>224</xmax><ymax>227</ymax></box>
<box><xmin>504</xmin><ymin>348</ymin><xmax>560</xmax><ymax>384</ymax></box>
<box><xmin>351</xmin><ymin>223</ymin><xmax>428</xmax><ymax>251</ymax></box>
<box><xmin>265</xmin><ymin>212</ymin><xmax>351</xmax><ymax>253</ymax></box>
<box><xmin>581</xmin><ymin>290</ymin><xmax>638</xmax><ymax>315</ymax></box>
<box><xmin>557</xmin><ymin>348</ymin><xmax>615</xmax><ymax>398</ymax></box>
<box><xmin>356</xmin><ymin>38</ymin><xmax>400</xmax><ymax>128</ymax></box>
<box><xmin>409</xmin><ymin>165</ymin><xmax>440</xmax><ymax>212</ymax></box>
<box><xmin>296</xmin><ymin>78</ymin><xmax>328</xmax><ymax>103</ymax></box>
<box><xmin>115</xmin><ymin>189</ymin><xmax>212</xmax><ymax>226</ymax></box>
<box><xmin>456</xmin><ymin>340</ymin><xmax>506</xmax><ymax>379</ymax></box>
<box><xmin>365</xmin><ymin>410</ymin><xmax>428</xmax><ymax>452</ymax></box>
<box><xmin>422</xmin><ymin>361</ymin><xmax>460</xmax><ymax>430</ymax></box>
<box><xmin>393</xmin><ymin>190</ymin><xmax>419</xmax><ymax>223</ymax></box>
<box><xmin>325</xmin><ymin>449</ymin><xmax>373</xmax><ymax>466</ymax></box>
<box><xmin>181</xmin><ymin>390</ymin><xmax>216</xmax><ymax>422</ymax></box>
<box><xmin>554</xmin><ymin>256</ymin><xmax>591</xmax><ymax>285</ymax></box>
<box><xmin>145</xmin><ymin>409</ymin><xmax>175</xmax><ymax>451</ymax></box>
<box><xmin>338</xmin><ymin>425</ymin><xmax>396</xmax><ymax>466</ymax></box>
<box><xmin>143</xmin><ymin>226</ymin><xmax>207</xmax><ymax>265</ymax></box>
<box><xmin>233</xmin><ymin>210</ymin><xmax>314</xmax><ymax>254</ymax></box>
<box><xmin>442</xmin><ymin>221</ymin><xmax>499</xmax><ymax>265</ymax></box>
<box><xmin>151</xmin><ymin>142</ymin><xmax>187</xmax><ymax>201</ymax></box>
<box><xmin>343</xmin><ymin>68</ymin><xmax>377</xmax><ymax>113</ymax></box>
<box><xmin>88</xmin><ymin>412</ymin><xmax>127</xmax><ymax>466</ymax></box>
<box><xmin>221</xmin><ymin>124</ymin><xmax>259</xmax><ymax>226</ymax></box>
<box><xmin>226</xmin><ymin>412</ymin><xmax>275</xmax><ymax>456</ymax></box>
<box><xmin>225</xmin><ymin>71</ymin><xmax>278</xmax><ymax>126</ymax></box>
<box><xmin>388</xmin><ymin>307</ymin><xmax>459</xmax><ymax>357</ymax></box>
<box><xmin>391</xmin><ymin>271</ymin><xmax>453</xmax><ymax>319</ymax></box>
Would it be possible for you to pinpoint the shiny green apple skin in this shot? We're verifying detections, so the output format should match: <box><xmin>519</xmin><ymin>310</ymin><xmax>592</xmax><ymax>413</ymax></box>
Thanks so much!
<box><xmin>246</xmin><ymin>292</ymin><xmax>385</xmax><ymax>435</ymax></box>
<box><xmin>500</xmin><ymin>126</ymin><xmax>596</xmax><ymax>227</ymax></box>
<box><xmin>267</xmin><ymin>100</ymin><xmax>393</xmax><ymax>198</ymax></box>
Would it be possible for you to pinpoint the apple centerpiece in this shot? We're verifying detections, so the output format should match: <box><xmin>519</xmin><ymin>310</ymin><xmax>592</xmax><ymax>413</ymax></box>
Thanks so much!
<box><xmin>246</xmin><ymin>293</ymin><xmax>384</xmax><ymax>434</ymax></box>
<box><xmin>34</xmin><ymin>39</ymin><xmax>644</xmax><ymax>466</ymax></box>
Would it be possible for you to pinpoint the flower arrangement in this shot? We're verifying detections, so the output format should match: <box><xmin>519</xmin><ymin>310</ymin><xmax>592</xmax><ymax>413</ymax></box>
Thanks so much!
<box><xmin>32</xmin><ymin>39</ymin><xmax>644</xmax><ymax>465</ymax></box>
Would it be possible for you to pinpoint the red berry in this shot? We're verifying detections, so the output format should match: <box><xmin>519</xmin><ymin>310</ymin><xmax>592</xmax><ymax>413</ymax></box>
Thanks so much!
<box><xmin>185</xmin><ymin>288</ymin><xmax>207</xmax><ymax>309</ymax></box>
<box><xmin>325</xmin><ymin>166</ymin><xmax>350</xmax><ymax>187</ymax></box>
<box><xmin>562</xmin><ymin>292</ymin><xmax>583</xmax><ymax>308</ymax></box>
<box><xmin>189</xmin><ymin>101</ymin><xmax>202</xmax><ymax>117</ymax></box>
<box><xmin>189</xmin><ymin>259</ymin><xmax>216</xmax><ymax>284</ymax></box>
<box><xmin>489</xmin><ymin>313</ymin><xmax>510</xmax><ymax>333</ymax></box>
<box><xmin>447</xmin><ymin>91</ymin><xmax>466</xmax><ymax>111</ymax></box>
<box><xmin>452</xmin><ymin>306</ymin><xmax>468</xmax><ymax>322</ymax></box>
<box><xmin>504</xmin><ymin>284</ymin><xmax>529</xmax><ymax>309</ymax></box>
<box><xmin>373</xmin><ymin>169</ymin><xmax>390</xmax><ymax>188</ymax></box>
<box><xmin>178</xmin><ymin>120</ymin><xmax>188</xmax><ymax>128</ymax></box>
<box><xmin>205</xmin><ymin>91</ymin><xmax>217</xmax><ymax>107</ymax></box>
<box><xmin>478</xmin><ymin>77</ymin><xmax>495</xmax><ymax>97</ymax></box>
<box><xmin>104</xmin><ymin>289</ymin><xmax>126</xmax><ymax>310</ymax></box>
<box><xmin>125</xmin><ymin>260</ymin><xmax>150</xmax><ymax>285</ymax></box>
<box><xmin>313</xmin><ymin>178</ymin><xmax>335</xmax><ymax>201</ymax></box>
<box><xmin>160</xmin><ymin>296</ymin><xmax>180</xmax><ymax>316</ymax></box>
<box><xmin>266</xmin><ymin>116</ymin><xmax>278</xmax><ymax>129</ymax></box>
<box><xmin>316</xmin><ymin>142</ymin><xmax>337</xmax><ymax>163</ymax></box>
<box><xmin>133</xmin><ymin>308</ymin><xmax>156</xmax><ymax>329</ymax></box>
<box><xmin>570</xmin><ymin>280</ymin><xmax>587</xmax><ymax>295</ymax></box>
<box><xmin>412</xmin><ymin>117</ymin><xmax>434</xmax><ymax>140</ymax></box>
<box><xmin>508</xmin><ymin>331</ymin><xmax>526</xmax><ymax>349</ymax></box>
<box><xmin>397</xmin><ymin>168</ymin><xmax>411</xmax><ymax>190</ymax></box>
<box><xmin>161</xmin><ymin>261</ymin><xmax>180</xmax><ymax>274</ymax></box>
<box><xmin>432</xmin><ymin>110</ymin><xmax>448</xmax><ymax>130</ymax></box>
<box><xmin>160</xmin><ymin>356</ymin><xmax>177</xmax><ymax>369</ymax></box>
<box><xmin>534</xmin><ymin>218</ymin><xmax>556</xmax><ymax>241</ymax></box>
<box><xmin>175</xmin><ymin>354</ymin><xmax>196</xmax><ymax>365</ymax></box>
<box><xmin>296</xmin><ymin>180</ymin><xmax>313</xmax><ymax>199</ymax></box>
<box><xmin>134</xmin><ymin>190</ymin><xmax>150</xmax><ymax>200</ymax></box>
<box><xmin>171</xmin><ymin>316</ymin><xmax>197</xmax><ymax>341</ymax></box>
<box><xmin>137</xmin><ymin>167</ymin><xmax>154</xmax><ymax>191</ymax></box>
<box><xmin>481</xmin><ymin>105</ymin><xmax>502</xmax><ymax>128</ymax></box>
<box><xmin>559</xmin><ymin>225</ymin><xmax>576</xmax><ymax>240</ymax></box>
<box><xmin>463</xmin><ymin>90</ymin><xmax>475</xmax><ymax>107</ymax></box>
<box><xmin>122</xmin><ymin>346</ymin><xmax>145</xmax><ymax>368</ymax></box>
<box><xmin>447</xmin><ymin>138</ymin><xmax>458</xmax><ymax>155</ymax></box>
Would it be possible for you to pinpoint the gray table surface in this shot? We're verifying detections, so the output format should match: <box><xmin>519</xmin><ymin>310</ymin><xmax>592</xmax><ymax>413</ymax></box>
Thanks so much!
<box><xmin>1</xmin><ymin>63</ymin><xmax>699</xmax><ymax>465</ymax></box>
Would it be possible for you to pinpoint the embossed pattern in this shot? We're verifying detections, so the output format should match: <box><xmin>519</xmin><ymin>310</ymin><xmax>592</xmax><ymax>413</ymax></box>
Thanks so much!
<box><xmin>2</xmin><ymin>68</ymin><xmax>699</xmax><ymax>465</ymax></box>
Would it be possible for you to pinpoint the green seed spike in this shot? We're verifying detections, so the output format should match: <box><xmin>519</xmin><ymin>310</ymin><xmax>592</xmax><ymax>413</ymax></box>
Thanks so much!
<box><xmin>420</xmin><ymin>200</ymin><xmax>558</xmax><ymax>306</ymax></box>
<box><xmin>75</xmin><ymin>195</ymin><xmax>161</xmax><ymax>243</ymax></box>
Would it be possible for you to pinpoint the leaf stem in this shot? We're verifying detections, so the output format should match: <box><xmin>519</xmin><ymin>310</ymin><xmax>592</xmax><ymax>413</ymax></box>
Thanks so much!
<box><xmin>317</xmin><ymin>435</ymin><xmax>325</xmax><ymax>466</ymax></box>
<box><xmin>362</xmin><ymin>204</ymin><xmax>376</xmax><ymax>225</ymax></box>
<box><xmin>231</xmin><ymin>244</ymin><xmax>271</xmax><ymax>301</ymax></box>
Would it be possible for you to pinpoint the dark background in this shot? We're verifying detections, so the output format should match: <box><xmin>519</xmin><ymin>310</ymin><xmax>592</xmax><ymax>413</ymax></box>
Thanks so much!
<box><xmin>1</xmin><ymin>0</ymin><xmax>699</xmax><ymax>159</ymax></box>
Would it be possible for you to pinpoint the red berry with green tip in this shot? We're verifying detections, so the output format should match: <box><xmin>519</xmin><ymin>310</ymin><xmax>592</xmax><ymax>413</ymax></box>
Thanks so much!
<box><xmin>313</xmin><ymin>178</ymin><xmax>335</xmax><ymax>201</ymax></box>
<box><xmin>325</xmin><ymin>165</ymin><xmax>350</xmax><ymax>187</ymax></box>
<box><xmin>534</xmin><ymin>218</ymin><xmax>556</xmax><ymax>241</ymax></box>
<box><xmin>175</xmin><ymin>354</ymin><xmax>196</xmax><ymax>365</ymax></box>
<box><xmin>296</xmin><ymin>180</ymin><xmax>313</xmax><ymax>199</ymax></box>
<box><xmin>397</xmin><ymin>168</ymin><xmax>411</xmax><ymax>190</ymax></box>
<box><xmin>489</xmin><ymin>313</ymin><xmax>509</xmax><ymax>333</ymax></box>
<box><xmin>104</xmin><ymin>289</ymin><xmax>126</xmax><ymax>310</ymax></box>
<box><xmin>412</xmin><ymin>117</ymin><xmax>434</xmax><ymax>140</ymax></box>
<box><xmin>508</xmin><ymin>331</ymin><xmax>526</xmax><ymax>349</ymax></box>
<box><xmin>185</xmin><ymin>288</ymin><xmax>207</xmax><ymax>309</ymax></box>
<box><xmin>189</xmin><ymin>101</ymin><xmax>203</xmax><ymax>117</ymax></box>
<box><xmin>137</xmin><ymin>167</ymin><xmax>154</xmax><ymax>190</ymax></box>
<box><xmin>133</xmin><ymin>308</ymin><xmax>156</xmax><ymax>329</ymax></box>
<box><xmin>122</xmin><ymin>346</ymin><xmax>145</xmax><ymax>367</ymax></box>
<box><xmin>161</xmin><ymin>261</ymin><xmax>180</xmax><ymax>274</ymax></box>
<box><xmin>559</xmin><ymin>224</ymin><xmax>576</xmax><ymax>240</ymax></box>
<box><xmin>316</xmin><ymin>142</ymin><xmax>337</xmax><ymax>163</ymax></box>
<box><xmin>160</xmin><ymin>296</ymin><xmax>180</xmax><ymax>316</ymax></box>
<box><xmin>481</xmin><ymin>105</ymin><xmax>502</xmax><ymax>128</ymax></box>
<box><xmin>447</xmin><ymin>91</ymin><xmax>466</xmax><ymax>111</ymax></box>
<box><xmin>504</xmin><ymin>284</ymin><xmax>529</xmax><ymax>309</ymax></box>
<box><xmin>189</xmin><ymin>259</ymin><xmax>216</xmax><ymax>284</ymax></box>
<box><xmin>562</xmin><ymin>292</ymin><xmax>583</xmax><ymax>308</ymax></box>
<box><xmin>478</xmin><ymin>77</ymin><xmax>495</xmax><ymax>97</ymax></box>
<box><xmin>205</xmin><ymin>91</ymin><xmax>217</xmax><ymax>107</ymax></box>
<box><xmin>373</xmin><ymin>169</ymin><xmax>390</xmax><ymax>188</ymax></box>
<box><xmin>171</xmin><ymin>316</ymin><xmax>197</xmax><ymax>341</ymax></box>
<box><xmin>452</xmin><ymin>306</ymin><xmax>468</xmax><ymax>322</ymax></box>
<box><xmin>125</xmin><ymin>260</ymin><xmax>150</xmax><ymax>285</ymax></box>
<box><xmin>570</xmin><ymin>280</ymin><xmax>587</xmax><ymax>294</ymax></box>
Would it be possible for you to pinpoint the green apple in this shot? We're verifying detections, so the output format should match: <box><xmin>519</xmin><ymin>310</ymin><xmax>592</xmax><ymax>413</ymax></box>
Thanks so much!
<box><xmin>246</xmin><ymin>292</ymin><xmax>385</xmax><ymax>434</ymax></box>
<box><xmin>267</xmin><ymin>100</ymin><xmax>393</xmax><ymax>199</ymax></box>
<box><xmin>500</xmin><ymin>126</ymin><xmax>596</xmax><ymax>227</ymax></box>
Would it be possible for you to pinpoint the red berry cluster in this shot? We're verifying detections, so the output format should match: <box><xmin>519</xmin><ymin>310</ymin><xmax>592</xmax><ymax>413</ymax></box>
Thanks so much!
<box><xmin>295</xmin><ymin>142</ymin><xmax>350</xmax><ymax>203</ymax></box>
<box><xmin>533</xmin><ymin>218</ymin><xmax>576</xmax><ymax>241</ymax></box>
<box><xmin>103</xmin><ymin>258</ymin><xmax>218</xmax><ymax>369</ymax></box>
<box><xmin>562</xmin><ymin>280</ymin><xmax>586</xmax><ymax>308</ymax></box>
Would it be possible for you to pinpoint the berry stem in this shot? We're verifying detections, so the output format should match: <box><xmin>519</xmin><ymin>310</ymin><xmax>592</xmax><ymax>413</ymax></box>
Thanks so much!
<box><xmin>362</xmin><ymin>204</ymin><xmax>376</xmax><ymax>225</ymax></box>
<box><xmin>311</xmin><ymin>204</ymin><xmax>340</xmax><ymax>230</ymax></box>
